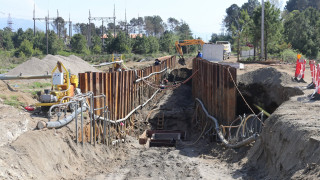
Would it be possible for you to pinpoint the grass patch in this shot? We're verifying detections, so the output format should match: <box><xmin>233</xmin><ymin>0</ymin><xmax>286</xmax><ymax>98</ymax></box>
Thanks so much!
<box><xmin>2</xmin><ymin>95</ymin><xmax>23</xmax><ymax>108</ymax></box>
<box><xmin>28</xmin><ymin>82</ymin><xmax>51</xmax><ymax>89</ymax></box>
<box><xmin>0</xmin><ymin>94</ymin><xmax>7</xmax><ymax>100</ymax></box>
<box><xmin>23</xmin><ymin>90</ymin><xmax>39</xmax><ymax>98</ymax></box>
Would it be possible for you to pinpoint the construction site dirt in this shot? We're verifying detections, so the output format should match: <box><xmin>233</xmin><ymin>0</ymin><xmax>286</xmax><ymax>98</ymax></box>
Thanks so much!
<box><xmin>0</xmin><ymin>56</ymin><xmax>319</xmax><ymax>180</ymax></box>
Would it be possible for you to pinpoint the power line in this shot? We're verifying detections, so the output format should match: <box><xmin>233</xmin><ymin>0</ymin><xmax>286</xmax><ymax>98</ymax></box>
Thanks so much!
<box><xmin>87</xmin><ymin>9</ymin><xmax>115</xmax><ymax>48</ymax></box>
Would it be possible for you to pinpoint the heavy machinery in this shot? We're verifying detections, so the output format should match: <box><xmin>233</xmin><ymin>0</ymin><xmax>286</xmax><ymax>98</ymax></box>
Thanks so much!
<box><xmin>216</xmin><ymin>41</ymin><xmax>231</xmax><ymax>60</ymax></box>
<box><xmin>35</xmin><ymin>61</ymin><xmax>78</xmax><ymax>110</ymax></box>
<box><xmin>175</xmin><ymin>39</ymin><xmax>205</xmax><ymax>65</ymax></box>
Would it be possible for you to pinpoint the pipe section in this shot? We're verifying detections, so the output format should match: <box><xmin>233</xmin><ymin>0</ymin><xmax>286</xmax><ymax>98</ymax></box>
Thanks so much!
<box><xmin>0</xmin><ymin>74</ymin><xmax>51</xmax><ymax>80</ymax></box>
<box><xmin>37</xmin><ymin>104</ymin><xmax>88</xmax><ymax>129</ymax></box>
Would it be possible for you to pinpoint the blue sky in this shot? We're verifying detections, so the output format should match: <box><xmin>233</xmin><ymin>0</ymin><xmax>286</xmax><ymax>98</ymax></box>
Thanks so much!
<box><xmin>0</xmin><ymin>0</ymin><xmax>263</xmax><ymax>41</ymax></box>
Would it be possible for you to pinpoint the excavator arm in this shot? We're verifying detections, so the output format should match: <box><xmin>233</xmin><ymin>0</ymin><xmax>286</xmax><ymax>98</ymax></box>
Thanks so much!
<box><xmin>175</xmin><ymin>39</ymin><xmax>205</xmax><ymax>65</ymax></box>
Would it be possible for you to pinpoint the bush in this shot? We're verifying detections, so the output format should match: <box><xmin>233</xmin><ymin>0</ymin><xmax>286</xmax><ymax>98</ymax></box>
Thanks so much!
<box><xmin>92</xmin><ymin>45</ymin><xmax>102</xmax><ymax>54</ymax></box>
<box><xmin>281</xmin><ymin>49</ymin><xmax>302</xmax><ymax>63</ymax></box>
<box><xmin>17</xmin><ymin>39</ymin><xmax>33</xmax><ymax>57</ymax></box>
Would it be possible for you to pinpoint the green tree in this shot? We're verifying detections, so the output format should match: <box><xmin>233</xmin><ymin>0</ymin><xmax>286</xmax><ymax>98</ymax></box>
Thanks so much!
<box><xmin>47</xmin><ymin>30</ymin><xmax>63</xmax><ymax>55</ymax></box>
<box><xmin>148</xmin><ymin>36</ymin><xmax>159</xmax><ymax>53</ymax></box>
<box><xmin>209</xmin><ymin>33</ymin><xmax>233</xmax><ymax>43</ymax></box>
<box><xmin>177</xmin><ymin>22</ymin><xmax>193</xmax><ymax>39</ymax></box>
<box><xmin>52</xmin><ymin>17</ymin><xmax>66</xmax><ymax>38</ymax></box>
<box><xmin>12</xmin><ymin>28</ymin><xmax>24</xmax><ymax>48</ymax></box>
<box><xmin>33</xmin><ymin>31</ymin><xmax>46</xmax><ymax>52</ymax></box>
<box><xmin>232</xmin><ymin>10</ymin><xmax>253</xmax><ymax>60</ymax></box>
<box><xmin>70</xmin><ymin>33</ymin><xmax>88</xmax><ymax>54</ymax></box>
<box><xmin>285</xmin><ymin>0</ymin><xmax>320</xmax><ymax>12</ymax></box>
<box><xmin>1</xmin><ymin>27</ymin><xmax>14</xmax><ymax>50</ymax></box>
<box><xmin>144</xmin><ymin>16</ymin><xmax>165</xmax><ymax>36</ymax></box>
<box><xmin>18</xmin><ymin>39</ymin><xmax>33</xmax><ymax>57</ymax></box>
<box><xmin>92</xmin><ymin>44</ymin><xmax>102</xmax><ymax>54</ymax></box>
<box><xmin>284</xmin><ymin>8</ymin><xmax>320</xmax><ymax>58</ymax></box>
<box><xmin>108</xmin><ymin>31</ymin><xmax>131</xmax><ymax>53</ymax></box>
<box><xmin>241</xmin><ymin>0</ymin><xmax>260</xmax><ymax>16</ymax></box>
<box><xmin>132</xmin><ymin>35</ymin><xmax>149</xmax><ymax>54</ymax></box>
<box><xmin>167</xmin><ymin>17</ymin><xmax>180</xmax><ymax>32</ymax></box>
<box><xmin>159</xmin><ymin>31</ymin><xmax>178</xmax><ymax>53</ymax></box>
<box><xmin>224</xmin><ymin>4</ymin><xmax>241</xmax><ymax>32</ymax></box>
<box><xmin>253</xmin><ymin>2</ymin><xmax>282</xmax><ymax>60</ymax></box>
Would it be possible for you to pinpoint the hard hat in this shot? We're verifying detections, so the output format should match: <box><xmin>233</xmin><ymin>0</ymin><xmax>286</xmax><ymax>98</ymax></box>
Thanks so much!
<box><xmin>297</xmin><ymin>54</ymin><xmax>301</xmax><ymax>59</ymax></box>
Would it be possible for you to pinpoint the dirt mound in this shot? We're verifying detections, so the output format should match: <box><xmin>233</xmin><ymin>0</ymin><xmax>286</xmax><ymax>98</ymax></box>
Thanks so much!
<box><xmin>236</xmin><ymin>67</ymin><xmax>303</xmax><ymax>115</ymax></box>
<box><xmin>246</xmin><ymin>96</ymin><xmax>320</xmax><ymax>179</ymax></box>
<box><xmin>238</xmin><ymin>67</ymin><xmax>293</xmax><ymax>86</ymax></box>
<box><xmin>7</xmin><ymin>55</ymin><xmax>100</xmax><ymax>76</ymax></box>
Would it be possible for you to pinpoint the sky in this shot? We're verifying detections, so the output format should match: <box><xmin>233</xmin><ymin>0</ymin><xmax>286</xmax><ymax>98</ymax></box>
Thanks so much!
<box><xmin>0</xmin><ymin>0</ymin><xmax>256</xmax><ymax>41</ymax></box>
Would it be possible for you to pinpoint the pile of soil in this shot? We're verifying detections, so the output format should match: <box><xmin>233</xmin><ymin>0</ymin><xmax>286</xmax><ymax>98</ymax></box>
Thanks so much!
<box><xmin>236</xmin><ymin>67</ymin><xmax>303</xmax><ymax>115</ymax></box>
<box><xmin>247</xmin><ymin>95</ymin><xmax>320</xmax><ymax>179</ymax></box>
<box><xmin>237</xmin><ymin>67</ymin><xmax>294</xmax><ymax>86</ymax></box>
<box><xmin>7</xmin><ymin>55</ymin><xmax>100</xmax><ymax>76</ymax></box>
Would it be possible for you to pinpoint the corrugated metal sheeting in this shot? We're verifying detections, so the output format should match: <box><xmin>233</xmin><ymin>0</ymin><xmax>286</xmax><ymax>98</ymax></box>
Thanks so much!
<box><xmin>192</xmin><ymin>58</ymin><xmax>237</xmax><ymax>125</ymax></box>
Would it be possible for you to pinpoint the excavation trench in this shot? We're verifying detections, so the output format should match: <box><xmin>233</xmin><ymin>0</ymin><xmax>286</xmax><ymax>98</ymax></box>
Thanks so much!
<box><xmin>237</xmin><ymin>67</ymin><xmax>303</xmax><ymax>116</ymax></box>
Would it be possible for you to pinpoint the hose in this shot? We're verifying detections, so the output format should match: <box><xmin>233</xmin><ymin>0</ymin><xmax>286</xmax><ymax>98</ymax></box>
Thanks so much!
<box><xmin>195</xmin><ymin>98</ymin><xmax>259</xmax><ymax>148</ymax></box>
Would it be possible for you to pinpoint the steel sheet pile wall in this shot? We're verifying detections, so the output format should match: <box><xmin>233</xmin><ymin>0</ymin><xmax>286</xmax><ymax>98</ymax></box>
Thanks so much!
<box><xmin>79</xmin><ymin>56</ymin><xmax>175</xmax><ymax>127</ymax></box>
<box><xmin>192</xmin><ymin>58</ymin><xmax>236</xmax><ymax>125</ymax></box>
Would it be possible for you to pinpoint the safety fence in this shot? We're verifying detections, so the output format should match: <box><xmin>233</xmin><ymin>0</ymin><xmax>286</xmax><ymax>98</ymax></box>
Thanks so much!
<box><xmin>192</xmin><ymin>58</ymin><xmax>237</xmax><ymax>126</ymax></box>
<box><xmin>77</xmin><ymin>56</ymin><xmax>176</xmax><ymax>145</ymax></box>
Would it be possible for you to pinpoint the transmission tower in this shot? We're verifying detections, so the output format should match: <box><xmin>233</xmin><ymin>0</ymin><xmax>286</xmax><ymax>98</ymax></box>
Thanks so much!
<box><xmin>66</xmin><ymin>14</ymin><xmax>72</xmax><ymax>39</ymax></box>
<box><xmin>33</xmin><ymin>6</ymin><xmax>56</xmax><ymax>54</ymax></box>
<box><xmin>7</xmin><ymin>13</ymin><xmax>13</xmax><ymax>31</ymax></box>
<box><xmin>88</xmin><ymin>10</ymin><xmax>115</xmax><ymax>48</ymax></box>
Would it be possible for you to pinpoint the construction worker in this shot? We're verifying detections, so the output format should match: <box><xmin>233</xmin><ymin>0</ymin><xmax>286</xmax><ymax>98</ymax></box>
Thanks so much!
<box><xmin>154</xmin><ymin>59</ymin><xmax>161</xmax><ymax>66</ymax></box>
<box><xmin>196</xmin><ymin>50</ymin><xmax>203</xmax><ymax>58</ymax></box>
<box><xmin>294</xmin><ymin>54</ymin><xmax>306</xmax><ymax>83</ymax></box>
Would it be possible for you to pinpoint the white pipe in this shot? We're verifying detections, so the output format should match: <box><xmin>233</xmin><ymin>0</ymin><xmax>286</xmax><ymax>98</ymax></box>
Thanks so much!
<box><xmin>95</xmin><ymin>89</ymin><xmax>160</xmax><ymax>124</ymax></box>
<box><xmin>92</xmin><ymin>60</ymin><xmax>123</xmax><ymax>67</ymax></box>
<box><xmin>38</xmin><ymin>104</ymin><xmax>88</xmax><ymax>129</ymax></box>
<box><xmin>135</xmin><ymin>68</ymin><xmax>167</xmax><ymax>83</ymax></box>
<box><xmin>0</xmin><ymin>74</ymin><xmax>52</xmax><ymax>80</ymax></box>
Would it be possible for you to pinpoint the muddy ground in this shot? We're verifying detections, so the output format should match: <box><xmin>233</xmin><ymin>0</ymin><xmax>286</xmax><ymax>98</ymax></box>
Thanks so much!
<box><xmin>0</xmin><ymin>56</ymin><xmax>319</xmax><ymax>179</ymax></box>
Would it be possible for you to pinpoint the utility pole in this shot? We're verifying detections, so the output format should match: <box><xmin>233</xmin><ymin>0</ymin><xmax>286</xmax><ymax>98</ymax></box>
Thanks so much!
<box><xmin>89</xmin><ymin>11</ymin><xmax>115</xmax><ymax>48</ymax></box>
<box><xmin>67</xmin><ymin>13</ymin><xmax>72</xmax><ymax>39</ymax></box>
<box><xmin>261</xmin><ymin>0</ymin><xmax>265</xmax><ymax>60</ymax></box>
<box><xmin>33</xmin><ymin>4</ymin><xmax>35</xmax><ymax>36</ymax></box>
<box><xmin>88</xmin><ymin>10</ymin><xmax>91</xmax><ymax>48</ymax></box>
<box><xmin>33</xmin><ymin>9</ymin><xmax>55</xmax><ymax>54</ymax></box>
<box><xmin>46</xmin><ymin>15</ymin><xmax>48</xmax><ymax>55</ymax></box>
<box><xmin>7</xmin><ymin>13</ymin><xmax>13</xmax><ymax>31</ymax></box>
<box><xmin>113</xmin><ymin>4</ymin><xmax>116</xmax><ymax>38</ymax></box>
<box><xmin>57</xmin><ymin>10</ymin><xmax>60</xmax><ymax>39</ymax></box>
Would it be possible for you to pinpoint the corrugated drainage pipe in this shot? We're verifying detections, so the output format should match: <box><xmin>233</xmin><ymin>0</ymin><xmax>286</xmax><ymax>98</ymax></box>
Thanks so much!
<box><xmin>37</xmin><ymin>104</ymin><xmax>88</xmax><ymax>129</ymax></box>
<box><xmin>195</xmin><ymin>98</ymin><xmax>259</xmax><ymax>148</ymax></box>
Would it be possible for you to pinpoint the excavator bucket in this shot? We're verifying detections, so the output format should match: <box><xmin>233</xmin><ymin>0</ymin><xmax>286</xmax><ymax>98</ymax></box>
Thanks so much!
<box><xmin>178</xmin><ymin>58</ymin><xmax>186</xmax><ymax>65</ymax></box>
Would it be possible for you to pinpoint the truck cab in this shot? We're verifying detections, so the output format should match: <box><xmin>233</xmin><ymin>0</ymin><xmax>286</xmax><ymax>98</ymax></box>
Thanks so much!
<box><xmin>216</xmin><ymin>41</ymin><xmax>231</xmax><ymax>60</ymax></box>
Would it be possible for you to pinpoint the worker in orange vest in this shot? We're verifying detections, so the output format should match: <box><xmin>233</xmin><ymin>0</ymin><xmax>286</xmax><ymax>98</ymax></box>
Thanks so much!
<box><xmin>294</xmin><ymin>54</ymin><xmax>306</xmax><ymax>83</ymax></box>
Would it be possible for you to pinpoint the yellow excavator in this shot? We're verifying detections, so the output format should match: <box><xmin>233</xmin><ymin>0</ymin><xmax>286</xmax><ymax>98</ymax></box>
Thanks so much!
<box><xmin>175</xmin><ymin>39</ymin><xmax>205</xmax><ymax>65</ymax></box>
